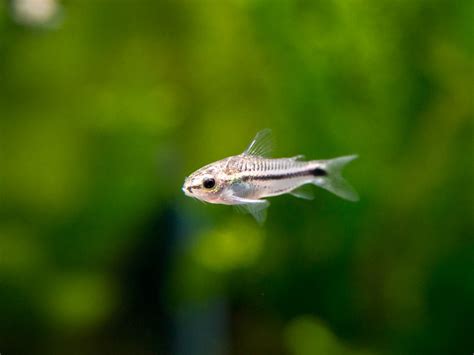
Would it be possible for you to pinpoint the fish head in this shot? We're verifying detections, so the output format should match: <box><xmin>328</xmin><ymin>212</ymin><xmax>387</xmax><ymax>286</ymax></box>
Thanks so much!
<box><xmin>182</xmin><ymin>160</ymin><xmax>232</xmax><ymax>204</ymax></box>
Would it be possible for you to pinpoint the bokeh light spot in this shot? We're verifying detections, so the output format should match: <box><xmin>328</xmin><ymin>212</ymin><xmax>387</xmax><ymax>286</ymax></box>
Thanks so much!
<box><xmin>285</xmin><ymin>316</ymin><xmax>340</xmax><ymax>355</ymax></box>
<box><xmin>191</xmin><ymin>220</ymin><xmax>265</xmax><ymax>272</ymax></box>
<box><xmin>43</xmin><ymin>274</ymin><xmax>116</xmax><ymax>331</ymax></box>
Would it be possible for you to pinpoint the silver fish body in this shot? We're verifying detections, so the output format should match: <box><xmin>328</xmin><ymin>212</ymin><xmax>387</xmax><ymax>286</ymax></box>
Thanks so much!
<box><xmin>218</xmin><ymin>155</ymin><xmax>326</xmax><ymax>199</ymax></box>
<box><xmin>183</xmin><ymin>129</ymin><xmax>358</xmax><ymax>224</ymax></box>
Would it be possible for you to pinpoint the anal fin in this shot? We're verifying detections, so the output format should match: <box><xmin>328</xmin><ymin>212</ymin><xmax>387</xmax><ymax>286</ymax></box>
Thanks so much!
<box><xmin>289</xmin><ymin>186</ymin><xmax>314</xmax><ymax>200</ymax></box>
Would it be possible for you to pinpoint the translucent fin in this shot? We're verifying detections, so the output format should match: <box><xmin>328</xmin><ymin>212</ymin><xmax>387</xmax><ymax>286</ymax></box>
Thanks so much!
<box><xmin>291</xmin><ymin>155</ymin><xmax>306</xmax><ymax>161</ymax></box>
<box><xmin>313</xmin><ymin>155</ymin><xmax>359</xmax><ymax>201</ymax></box>
<box><xmin>234</xmin><ymin>200</ymin><xmax>270</xmax><ymax>225</ymax></box>
<box><xmin>243</xmin><ymin>129</ymin><xmax>273</xmax><ymax>157</ymax></box>
<box><xmin>289</xmin><ymin>186</ymin><xmax>314</xmax><ymax>200</ymax></box>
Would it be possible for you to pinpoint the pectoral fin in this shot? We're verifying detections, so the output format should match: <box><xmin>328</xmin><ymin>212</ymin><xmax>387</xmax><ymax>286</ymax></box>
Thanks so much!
<box><xmin>232</xmin><ymin>197</ymin><xmax>270</xmax><ymax>225</ymax></box>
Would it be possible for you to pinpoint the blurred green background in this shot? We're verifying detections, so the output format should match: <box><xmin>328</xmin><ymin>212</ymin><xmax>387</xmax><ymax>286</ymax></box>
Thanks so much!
<box><xmin>0</xmin><ymin>0</ymin><xmax>473</xmax><ymax>354</ymax></box>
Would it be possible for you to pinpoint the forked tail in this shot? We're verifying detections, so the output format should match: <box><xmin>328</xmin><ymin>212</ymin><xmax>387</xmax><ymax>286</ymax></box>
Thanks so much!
<box><xmin>312</xmin><ymin>155</ymin><xmax>359</xmax><ymax>201</ymax></box>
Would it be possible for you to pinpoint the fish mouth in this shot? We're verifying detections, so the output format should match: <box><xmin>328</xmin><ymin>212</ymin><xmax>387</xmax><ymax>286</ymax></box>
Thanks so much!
<box><xmin>182</xmin><ymin>185</ymin><xmax>193</xmax><ymax>196</ymax></box>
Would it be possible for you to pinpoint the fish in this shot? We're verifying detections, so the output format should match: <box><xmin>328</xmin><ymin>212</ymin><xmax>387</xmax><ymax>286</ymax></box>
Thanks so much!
<box><xmin>182</xmin><ymin>129</ymin><xmax>359</xmax><ymax>224</ymax></box>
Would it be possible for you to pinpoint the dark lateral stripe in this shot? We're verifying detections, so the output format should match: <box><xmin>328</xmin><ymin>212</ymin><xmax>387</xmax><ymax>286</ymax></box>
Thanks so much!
<box><xmin>313</xmin><ymin>167</ymin><xmax>327</xmax><ymax>176</ymax></box>
<box><xmin>243</xmin><ymin>168</ymin><xmax>326</xmax><ymax>181</ymax></box>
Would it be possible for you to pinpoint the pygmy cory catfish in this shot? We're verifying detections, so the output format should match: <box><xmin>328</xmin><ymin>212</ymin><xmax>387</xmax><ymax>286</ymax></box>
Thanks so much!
<box><xmin>183</xmin><ymin>129</ymin><xmax>358</xmax><ymax>224</ymax></box>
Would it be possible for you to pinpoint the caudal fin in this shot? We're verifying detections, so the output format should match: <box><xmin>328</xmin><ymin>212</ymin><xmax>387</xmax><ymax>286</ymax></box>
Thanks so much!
<box><xmin>312</xmin><ymin>155</ymin><xmax>359</xmax><ymax>201</ymax></box>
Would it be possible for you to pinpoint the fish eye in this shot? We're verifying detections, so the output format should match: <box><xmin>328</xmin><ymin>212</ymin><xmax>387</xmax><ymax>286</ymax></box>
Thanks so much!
<box><xmin>203</xmin><ymin>177</ymin><xmax>215</xmax><ymax>189</ymax></box>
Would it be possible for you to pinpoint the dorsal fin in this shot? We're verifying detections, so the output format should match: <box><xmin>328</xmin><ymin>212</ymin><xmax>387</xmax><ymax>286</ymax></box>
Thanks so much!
<box><xmin>242</xmin><ymin>129</ymin><xmax>273</xmax><ymax>157</ymax></box>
